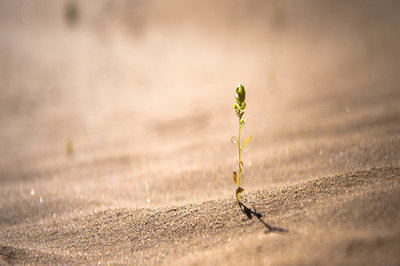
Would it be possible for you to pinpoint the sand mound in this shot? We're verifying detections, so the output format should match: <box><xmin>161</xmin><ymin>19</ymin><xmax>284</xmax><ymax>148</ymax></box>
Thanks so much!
<box><xmin>1</xmin><ymin>167</ymin><xmax>399</xmax><ymax>264</ymax></box>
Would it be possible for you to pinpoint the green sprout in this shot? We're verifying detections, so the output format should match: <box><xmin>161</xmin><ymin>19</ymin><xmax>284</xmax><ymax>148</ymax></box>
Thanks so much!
<box><xmin>232</xmin><ymin>83</ymin><xmax>252</xmax><ymax>202</ymax></box>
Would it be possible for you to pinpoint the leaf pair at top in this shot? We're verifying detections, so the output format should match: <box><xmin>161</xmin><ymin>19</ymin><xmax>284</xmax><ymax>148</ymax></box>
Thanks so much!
<box><xmin>234</xmin><ymin>84</ymin><xmax>246</xmax><ymax>119</ymax></box>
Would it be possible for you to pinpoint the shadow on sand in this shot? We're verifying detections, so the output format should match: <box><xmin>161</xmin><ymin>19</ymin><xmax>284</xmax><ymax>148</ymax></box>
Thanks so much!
<box><xmin>238</xmin><ymin>201</ymin><xmax>288</xmax><ymax>234</ymax></box>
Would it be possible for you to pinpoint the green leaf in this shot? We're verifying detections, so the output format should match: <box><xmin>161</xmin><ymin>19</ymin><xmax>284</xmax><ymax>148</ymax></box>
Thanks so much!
<box><xmin>241</xmin><ymin>136</ymin><xmax>252</xmax><ymax>150</ymax></box>
<box><xmin>240</xmin><ymin>115</ymin><xmax>250</xmax><ymax>127</ymax></box>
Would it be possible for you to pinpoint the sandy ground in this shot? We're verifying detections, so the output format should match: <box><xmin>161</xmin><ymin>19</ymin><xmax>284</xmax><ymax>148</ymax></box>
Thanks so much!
<box><xmin>1</xmin><ymin>0</ymin><xmax>400</xmax><ymax>264</ymax></box>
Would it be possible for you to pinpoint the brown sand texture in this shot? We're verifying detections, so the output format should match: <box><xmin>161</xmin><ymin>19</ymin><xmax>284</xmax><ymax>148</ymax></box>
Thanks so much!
<box><xmin>1</xmin><ymin>1</ymin><xmax>400</xmax><ymax>265</ymax></box>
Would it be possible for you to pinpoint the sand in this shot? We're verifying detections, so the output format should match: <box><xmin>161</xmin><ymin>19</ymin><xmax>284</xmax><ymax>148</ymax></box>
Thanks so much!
<box><xmin>1</xmin><ymin>1</ymin><xmax>400</xmax><ymax>265</ymax></box>
<box><xmin>1</xmin><ymin>168</ymin><xmax>400</xmax><ymax>264</ymax></box>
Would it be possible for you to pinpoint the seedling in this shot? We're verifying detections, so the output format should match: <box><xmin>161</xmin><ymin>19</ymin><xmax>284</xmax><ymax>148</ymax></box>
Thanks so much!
<box><xmin>232</xmin><ymin>83</ymin><xmax>252</xmax><ymax>202</ymax></box>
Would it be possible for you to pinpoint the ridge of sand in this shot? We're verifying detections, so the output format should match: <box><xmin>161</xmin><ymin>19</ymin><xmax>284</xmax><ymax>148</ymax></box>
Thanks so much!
<box><xmin>1</xmin><ymin>167</ymin><xmax>399</xmax><ymax>264</ymax></box>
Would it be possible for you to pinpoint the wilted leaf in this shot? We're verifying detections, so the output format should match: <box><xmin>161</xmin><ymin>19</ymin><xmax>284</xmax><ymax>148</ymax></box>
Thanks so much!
<box><xmin>233</xmin><ymin>171</ymin><xmax>237</xmax><ymax>184</ymax></box>
<box><xmin>236</xmin><ymin>187</ymin><xmax>245</xmax><ymax>194</ymax></box>
<box><xmin>231</xmin><ymin>136</ymin><xmax>238</xmax><ymax>144</ymax></box>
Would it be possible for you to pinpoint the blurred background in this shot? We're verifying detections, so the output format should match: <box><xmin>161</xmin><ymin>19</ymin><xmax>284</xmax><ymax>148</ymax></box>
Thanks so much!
<box><xmin>1</xmin><ymin>0</ymin><xmax>400</xmax><ymax>220</ymax></box>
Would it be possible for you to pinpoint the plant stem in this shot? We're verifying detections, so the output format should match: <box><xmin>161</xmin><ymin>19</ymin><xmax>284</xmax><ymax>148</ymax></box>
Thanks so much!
<box><xmin>237</xmin><ymin>118</ymin><xmax>242</xmax><ymax>200</ymax></box>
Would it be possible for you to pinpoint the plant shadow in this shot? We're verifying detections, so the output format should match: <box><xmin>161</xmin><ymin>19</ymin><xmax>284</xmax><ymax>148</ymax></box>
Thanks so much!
<box><xmin>238</xmin><ymin>201</ymin><xmax>288</xmax><ymax>234</ymax></box>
